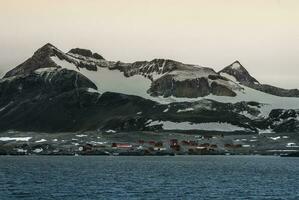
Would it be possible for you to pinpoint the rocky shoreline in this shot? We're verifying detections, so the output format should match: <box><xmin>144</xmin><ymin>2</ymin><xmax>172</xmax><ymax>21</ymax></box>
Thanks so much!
<box><xmin>1</xmin><ymin>131</ymin><xmax>298</xmax><ymax>156</ymax></box>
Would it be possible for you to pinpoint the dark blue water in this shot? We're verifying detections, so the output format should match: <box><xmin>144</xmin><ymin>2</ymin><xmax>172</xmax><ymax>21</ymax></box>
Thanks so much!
<box><xmin>0</xmin><ymin>156</ymin><xmax>298</xmax><ymax>200</ymax></box>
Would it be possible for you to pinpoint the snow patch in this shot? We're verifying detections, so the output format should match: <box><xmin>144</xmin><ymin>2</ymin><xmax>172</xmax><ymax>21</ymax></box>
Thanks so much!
<box><xmin>0</xmin><ymin>101</ymin><xmax>14</xmax><ymax>112</ymax></box>
<box><xmin>147</xmin><ymin>121</ymin><xmax>246</xmax><ymax>132</ymax></box>
<box><xmin>33</xmin><ymin>148</ymin><xmax>43</xmax><ymax>153</ymax></box>
<box><xmin>258</xmin><ymin>129</ymin><xmax>273</xmax><ymax>134</ymax></box>
<box><xmin>34</xmin><ymin>67</ymin><xmax>57</xmax><ymax>73</ymax></box>
<box><xmin>51</xmin><ymin>56</ymin><xmax>152</xmax><ymax>98</ymax></box>
<box><xmin>242</xmin><ymin>144</ymin><xmax>251</xmax><ymax>148</ymax></box>
<box><xmin>76</xmin><ymin>134</ymin><xmax>87</xmax><ymax>137</ymax></box>
<box><xmin>0</xmin><ymin>137</ymin><xmax>32</xmax><ymax>142</ymax></box>
<box><xmin>16</xmin><ymin>148</ymin><xmax>27</xmax><ymax>153</ymax></box>
<box><xmin>90</xmin><ymin>141</ymin><xmax>106</xmax><ymax>145</ymax></box>
<box><xmin>177</xmin><ymin>108</ymin><xmax>194</xmax><ymax>113</ymax></box>
<box><xmin>270</xmin><ymin>136</ymin><xmax>280</xmax><ymax>141</ymax></box>
<box><xmin>169</xmin><ymin>67</ymin><xmax>216</xmax><ymax>81</ymax></box>
<box><xmin>163</xmin><ymin>108</ymin><xmax>169</xmax><ymax>113</ymax></box>
<box><xmin>35</xmin><ymin>139</ymin><xmax>47</xmax><ymax>143</ymax></box>
<box><xmin>286</xmin><ymin>143</ymin><xmax>298</xmax><ymax>147</ymax></box>
<box><xmin>231</xmin><ymin>62</ymin><xmax>241</xmax><ymax>70</ymax></box>
<box><xmin>220</xmin><ymin>72</ymin><xmax>237</xmax><ymax>82</ymax></box>
<box><xmin>86</xmin><ymin>88</ymin><xmax>99</xmax><ymax>93</ymax></box>
<box><xmin>106</xmin><ymin>130</ymin><xmax>116</xmax><ymax>133</ymax></box>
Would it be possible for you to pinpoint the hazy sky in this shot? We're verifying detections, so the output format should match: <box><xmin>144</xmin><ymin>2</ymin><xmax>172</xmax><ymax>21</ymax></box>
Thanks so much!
<box><xmin>0</xmin><ymin>0</ymin><xmax>298</xmax><ymax>88</ymax></box>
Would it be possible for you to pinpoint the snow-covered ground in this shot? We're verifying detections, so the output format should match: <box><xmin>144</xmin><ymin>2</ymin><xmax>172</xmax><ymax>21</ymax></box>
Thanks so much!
<box><xmin>169</xmin><ymin>67</ymin><xmax>216</xmax><ymax>81</ymax></box>
<box><xmin>52</xmin><ymin>56</ymin><xmax>152</xmax><ymax>98</ymax></box>
<box><xmin>177</xmin><ymin>108</ymin><xmax>194</xmax><ymax>113</ymax></box>
<box><xmin>206</xmin><ymin>85</ymin><xmax>299</xmax><ymax>117</ymax></box>
<box><xmin>147</xmin><ymin>120</ymin><xmax>246</xmax><ymax>132</ymax></box>
<box><xmin>35</xmin><ymin>139</ymin><xmax>47</xmax><ymax>143</ymax></box>
<box><xmin>220</xmin><ymin>72</ymin><xmax>238</xmax><ymax>82</ymax></box>
<box><xmin>0</xmin><ymin>137</ymin><xmax>32</xmax><ymax>142</ymax></box>
<box><xmin>50</xmin><ymin>55</ymin><xmax>299</xmax><ymax>119</ymax></box>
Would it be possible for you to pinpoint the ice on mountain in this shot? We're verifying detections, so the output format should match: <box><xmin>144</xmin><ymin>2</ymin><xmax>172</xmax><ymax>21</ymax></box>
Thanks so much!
<box><xmin>33</xmin><ymin>148</ymin><xmax>43</xmax><ymax>153</ymax></box>
<box><xmin>35</xmin><ymin>139</ymin><xmax>47</xmax><ymax>143</ymax></box>
<box><xmin>86</xmin><ymin>88</ymin><xmax>99</xmax><ymax>93</ymax></box>
<box><xmin>51</xmin><ymin>56</ymin><xmax>153</xmax><ymax>99</ymax></box>
<box><xmin>220</xmin><ymin>72</ymin><xmax>238</xmax><ymax>82</ymax></box>
<box><xmin>49</xmin><ymin>53</ymin><xmax>299</xmax><ymax>119</ymax></box>
<box><xmin>163</xmin><ymin>108</ymin><xmax>169</xmax><ymax>112</ymax></box>
<box><xmin>146</xmin><ymin>120</ymin><xmax>246</xmax><ymax>132</ymax></box>
<box><xmin>0</xmin><ymin>137</ymin><xmax>32</xmax><ymax>142</ymax></box>
<box><xmin>177</xmin><ymin>108</ymin><xmax>194</xmax><ymax>113</ymax></box>
<box><xmin>231</xmin><ymin>62</ymin><xmax>241</xmax><ymax>70</ymax></box>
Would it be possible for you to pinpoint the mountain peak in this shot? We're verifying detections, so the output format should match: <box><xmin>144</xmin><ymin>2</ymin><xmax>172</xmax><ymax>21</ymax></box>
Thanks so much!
<box><xmin>43</xmin><ymin>42</ymin><xmax>56</xmax><ymax>48</ymax></box>
<box><xmin>33</xmin><ymin>43</ymin><xmax>60</xmax><ymax>55</ymax></box>
<box><xmin>4</xmin><ymin>43</ymin><xmax>66</xmax><ymax>78</ymax></box>
<box><xmin>219</xmin><ymin>61</ymin><xmax>259</xmax><ymax>85</ymax></box>
<box><xmin>229</xmin><ymin>60</ymin><xmax>242</xmax><ymax>70</ymax></box>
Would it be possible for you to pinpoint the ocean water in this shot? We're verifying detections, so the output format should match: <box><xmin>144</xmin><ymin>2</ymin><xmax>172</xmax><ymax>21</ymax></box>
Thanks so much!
<box><xmin>0</xmin><ymin>156</ymin><xmax>298</xmax><ymax>200</ymax></box>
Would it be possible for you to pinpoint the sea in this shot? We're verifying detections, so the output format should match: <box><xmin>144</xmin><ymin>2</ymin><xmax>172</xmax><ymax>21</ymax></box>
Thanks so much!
<box><xmin>0</xmin><ymin>156</ymin><xmax>298</xmax><ymax>200</ymax></box>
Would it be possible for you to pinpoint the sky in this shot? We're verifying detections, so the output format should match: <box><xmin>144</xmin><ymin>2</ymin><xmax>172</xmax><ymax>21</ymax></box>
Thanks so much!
<box><xmin>0</xmin><ymin>0</ymin><xmax>298</xmax><ymax>89</ymax></box>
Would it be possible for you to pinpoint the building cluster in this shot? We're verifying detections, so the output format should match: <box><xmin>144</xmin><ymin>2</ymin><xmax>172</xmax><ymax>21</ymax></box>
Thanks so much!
<box><xmin>79</xmin><ymin>138</ymin><xmax>222</xmax><ymax>156</ymax></box>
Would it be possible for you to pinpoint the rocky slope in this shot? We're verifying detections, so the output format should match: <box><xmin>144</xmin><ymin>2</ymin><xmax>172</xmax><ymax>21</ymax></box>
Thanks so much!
<box><xmin>219</xmin><ymin>61</ymin><xmax>259</xmax><ymax>85</ymax></box>
<box><xmin>1</xmin><ymin>43</ymin><xmax>299</xmax><ymax>133</ymax></box>
<box><xmin>0</xmin><ymin>68</ymin><xmax>261</xmax><ymax>132</ymax></box>
<box><xmin>219</xmin><ymin>61</ymin><xmax>299</xmax><ymax>97</ymax></box>
<box><xmin>4</xmin><ymin>44</ymin><xmax>242</xmax><ymax>98</ymax></box>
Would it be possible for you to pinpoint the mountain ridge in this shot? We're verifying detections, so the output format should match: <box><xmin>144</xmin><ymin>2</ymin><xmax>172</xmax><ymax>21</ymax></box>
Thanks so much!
<box><xmin>4</xmin><ymin>43</ymin><xmax>299</xmax><ymax>98</ymax></box>
<box><xmin>1</xmin><ymin>43</ymin><xmax>299</xmax><ymax>133</ymax></box>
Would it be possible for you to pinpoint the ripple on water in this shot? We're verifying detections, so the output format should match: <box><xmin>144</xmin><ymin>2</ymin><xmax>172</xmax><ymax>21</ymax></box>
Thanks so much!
<box><xmin>0</xmin><ymin>156</ymin><xmax>298</xmax><ymax>200</ymax></box>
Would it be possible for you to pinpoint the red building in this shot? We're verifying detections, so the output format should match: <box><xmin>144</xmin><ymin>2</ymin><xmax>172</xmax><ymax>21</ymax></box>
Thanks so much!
<box><xmin>111</xmin><ymin>143</ymin><xmax>132</xmax><ymax>148</ymax></box>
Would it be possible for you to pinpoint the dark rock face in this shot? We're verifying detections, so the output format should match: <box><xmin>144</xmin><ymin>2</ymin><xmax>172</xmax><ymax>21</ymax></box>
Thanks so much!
<box><xmin>0</xmin><ymin>69</ymin><xmax>97</xmax><ymax>131</ymax></box>
<box><xmin>268</xmin><ymin>109</ymin><xmax>299</xmax><ymax>132</ymax></box>
<box><xmin>219</xmin><ymin>61</ymin><xmax>259</xmax><ymax>85</ymax></box>
<box><xmin>4</xmin><ymin>44</ymin><xmax>103</xmax><ymax>79</ymax></box>
<box><xmin>0</xmin><ymin>69</ymin><xmax>96</xmax><ymax>98</ymax></box>
<box><xmin>211</xmin><ymin>82</ymin><xmax>236</xmax><ymax>97</ymax></box>
<box><xmin>149</xmin><ymin>75</ymin><xmax>210</xmax><ymax>98</ymax></box>
<box><xmin>269</xmin><ymin>109</ymin><xmax>297</xmax><ymax>119</ymax></box>
<box><xmin>69</xmin><ymin>48</ymin><xmax>93</xmax><ymax>57</ymax></box>
<box><xmin>112</xmin><ymin>59</ymin><xmax>239</xmax><ymax>98</ymax></box>
<box><xmin>219</xmin><ymin>61</ymin><xmax>299</xmax><ymax>97</ymax></box>
<box><xmin>148</xmin><ymin>75</ymin><xmax>236</xmax><ymax>98</ymax></box>
<box><xmin>100</xmin><ymin>99</ymin><xmax>262</xmax><ymax>133</ymax></box>
<box><xmin>272</xmin><ymin>119</ymin><xmax>299</xmax><ymax>132</ymax></box>
<box><xmin>113</xmin><ymin>59</ymin><xmax>180</xmax><ymax>78</ymax></box>
<box><xmin>69</xmin><ymin>48</ymin><xmax>104</xmax><ymax>60</ymax></box>
<box><xmin>249</xmin><ymin>84</ymin><xmax>299</xmax><ymax>97</ymax></box>
<box><xmin>4</xmin><ymin>43</ymin><xmax>73</xmax><ymax>78</ymax></box>
<box><xmin>77</xmin><ymin>62</ymin><xmax>97</xmax><ymax>71</ymax></box>
<box><xmin>93</xmin><ymin>53</ymin><xmax>105</xmax><ymax>60</ymax></box>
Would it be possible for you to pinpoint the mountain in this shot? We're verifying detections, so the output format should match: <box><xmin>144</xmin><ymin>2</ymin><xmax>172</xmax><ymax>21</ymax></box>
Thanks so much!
<box><xmin>219</xmin><ymin>60</ymin><xmax>299</xmax><ymax>97</ymax></box>
<box><xmin>219</xmin><ymin>60</ymin><xmax>259</xmax><ymax>85</ymax></box>
<box><xmin>4</xmin><ymin>44</ymin><xmax>242</xmax><ymax>98</ymax></box>
<box><xmin>0</xmin><ymin>43</ymin><xmax>299</xmax><ymax>133</ymax></box>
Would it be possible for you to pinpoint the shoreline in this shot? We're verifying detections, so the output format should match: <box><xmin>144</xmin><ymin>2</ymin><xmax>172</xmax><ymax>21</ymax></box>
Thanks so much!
<box><xmin>0</xmin><ymin>153</ymin><xmax>297</xmax><ymax>157</ymax></box>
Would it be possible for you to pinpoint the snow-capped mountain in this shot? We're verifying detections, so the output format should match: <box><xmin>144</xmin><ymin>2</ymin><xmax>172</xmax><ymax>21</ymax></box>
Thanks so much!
<box><xmin>5</xmin><ymin>43</ymin><xmax>243</xmax><ymax>99</ymax></box>
<box><xmin>1</xmin><ymin>43</ymin><xmax>299</xmax><ymax>133</ymax></box>
<box><xmin>219</xmin><ymin>60</ymin><xmax>299</xmax><ymax>98</ymax></box>
<box><xmin>219</xmin><ymin>60</ymin><xmax>259</xmax><ymax>85</ymax></box>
